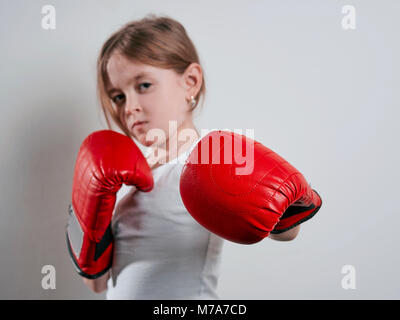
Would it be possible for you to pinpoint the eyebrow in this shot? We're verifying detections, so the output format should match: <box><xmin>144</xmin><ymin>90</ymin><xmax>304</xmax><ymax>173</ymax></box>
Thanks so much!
<box><xmin>106</xmin><ymin>72</ymin><xmax>153</xmax><ymax>95</ymax></box>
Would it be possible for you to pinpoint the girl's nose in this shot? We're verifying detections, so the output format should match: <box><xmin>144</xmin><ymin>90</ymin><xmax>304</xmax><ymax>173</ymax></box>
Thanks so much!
<box><xmin>125</xmin><ymin>97</ymin><xmax>141</xmax><ymax>115</ymax></box>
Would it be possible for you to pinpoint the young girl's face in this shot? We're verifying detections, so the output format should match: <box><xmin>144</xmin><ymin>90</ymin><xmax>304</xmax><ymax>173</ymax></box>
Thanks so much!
<box><xmin>106</xmin><ymin>52</ymin><xmax>194</xmax><ymax>147</ymax></box>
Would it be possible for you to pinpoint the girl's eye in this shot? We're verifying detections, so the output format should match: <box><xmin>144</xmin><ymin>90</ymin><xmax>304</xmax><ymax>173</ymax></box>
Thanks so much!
<box><xmin>110</xmin><ymin>83</ymin><xmax>151</xmax><ymax>104</ymax></box>
<box><xmin>112</xmin><ymin>94</ymin><xmax>124</xmax><ymax>104</ymax></box>
<box><xmin>139</xmin><ymin>82</ymin><xmax>151</xmax><ymax>91</ymax></box>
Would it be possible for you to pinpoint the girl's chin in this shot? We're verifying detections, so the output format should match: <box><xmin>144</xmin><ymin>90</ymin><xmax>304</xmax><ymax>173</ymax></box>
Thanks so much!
<box><xmin>133</xmin><ymin>133</ymin><xmax>156</xmax><ymax>147</ymax></box>
<box><xmin>142</xmin><ymin>140</ymin><xmax>156</xmax><ymax>147</ymax></box>
<box><xmin>132</xmin><ymin>127</ymin><xmax>166</xmax><ymax>147</ymax></box>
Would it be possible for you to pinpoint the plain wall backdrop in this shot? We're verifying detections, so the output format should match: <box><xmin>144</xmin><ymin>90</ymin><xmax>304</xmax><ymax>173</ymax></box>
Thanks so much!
<box><xmin>0</xmin><ymin>0</ymin><xmax>399</xmax><ymax>299</ymax></box>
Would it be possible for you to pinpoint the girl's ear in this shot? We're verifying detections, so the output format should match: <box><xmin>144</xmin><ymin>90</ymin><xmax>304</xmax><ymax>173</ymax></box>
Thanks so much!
<box><xmin>183</xmin><ymin>63</ymin><xmax>203</xmax><ymax>95</ymax></box>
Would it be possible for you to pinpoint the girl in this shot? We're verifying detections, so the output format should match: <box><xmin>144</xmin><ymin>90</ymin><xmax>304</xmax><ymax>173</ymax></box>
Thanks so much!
<box><xmin>83</xmin><ymin>14</ymin><xmax>299</xmax><ymax>299</ymax></box>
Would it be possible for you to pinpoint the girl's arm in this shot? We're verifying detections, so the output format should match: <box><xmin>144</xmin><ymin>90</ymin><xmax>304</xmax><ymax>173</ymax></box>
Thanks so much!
<box><xmin>82</xmin><ymin>271</ymin><xmax>110</xmax><ymax>293</ymax></box>
<box><xmin>269</xmin><ymin>225</ymin><xmax>300</xmax><ymax>241</ymax></box>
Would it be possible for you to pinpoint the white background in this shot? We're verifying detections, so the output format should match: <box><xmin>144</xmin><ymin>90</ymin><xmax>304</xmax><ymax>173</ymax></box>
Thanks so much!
<box><xmin>0</xmin><ymin>0</ymin><xmax>399</xmax><ymax>299</ymax></box>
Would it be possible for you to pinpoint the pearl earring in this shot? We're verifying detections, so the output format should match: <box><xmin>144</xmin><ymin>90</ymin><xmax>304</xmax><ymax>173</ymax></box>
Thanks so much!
<box><xmin>190</xmin><ymin>96</ymin><xmax>196</xmax><ymax>108</ymax></box>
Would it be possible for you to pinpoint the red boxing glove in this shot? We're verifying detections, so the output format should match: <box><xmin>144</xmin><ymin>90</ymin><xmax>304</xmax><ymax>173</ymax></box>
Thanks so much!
<box><xmin>179</xmin><ymin>130</ymin><xmax>322</xmax><ymax>244</ymax></box>
<box><xmin>66</xmin><ymin>130</ymin><xmax>154</xmax><ymax>278</ymax></box>
<box><xmin>270</xmin><ymin>188</ymin><xmax>322</xmax><ymax>234</ymax></box>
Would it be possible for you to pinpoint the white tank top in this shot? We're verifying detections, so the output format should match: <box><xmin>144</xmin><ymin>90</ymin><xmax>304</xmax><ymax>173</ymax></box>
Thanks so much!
<box><xmin>106</xmin><ymin>147</ymin><xmax>225</xmax><ymax>300</ymax></box>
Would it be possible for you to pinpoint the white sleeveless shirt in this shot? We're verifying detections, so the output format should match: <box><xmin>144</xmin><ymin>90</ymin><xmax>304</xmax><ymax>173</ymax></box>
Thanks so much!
<box><xmin>106</xmin><ymin>146</ymin><xmax>225</xmax><ymax>300</ymax></box>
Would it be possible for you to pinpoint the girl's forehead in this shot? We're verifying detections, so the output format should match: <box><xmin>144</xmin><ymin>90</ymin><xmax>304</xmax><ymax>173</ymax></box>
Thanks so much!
<box><xmin>106</xmin><ymin>56</ymin><xmax>160</xmax><ymax>88</ymax></box>
<box><xmin>107</xmin><ymin>53</ymin><xmax>150</xmax><ymax>73</ymax></box>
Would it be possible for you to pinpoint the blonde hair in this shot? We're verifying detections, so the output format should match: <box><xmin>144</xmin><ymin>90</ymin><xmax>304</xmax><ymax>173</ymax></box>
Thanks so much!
<box><xmin>97</xmin><ymin>14</ymin><xmax>206</xmax><ymax>137</ymax></box>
